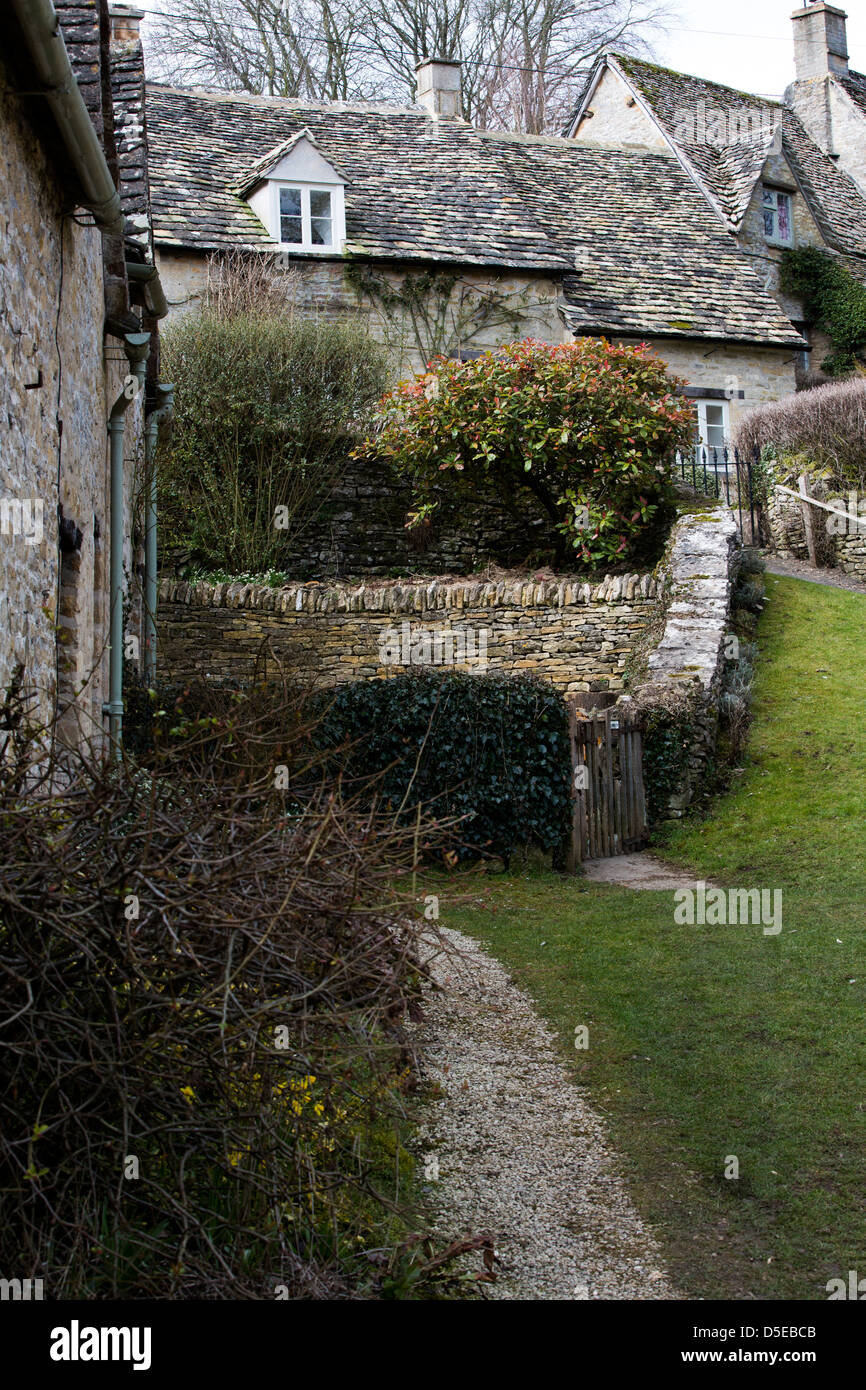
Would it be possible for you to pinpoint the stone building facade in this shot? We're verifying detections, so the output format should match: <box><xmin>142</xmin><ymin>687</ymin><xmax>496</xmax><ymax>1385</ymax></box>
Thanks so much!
<box><xmin>568</xmin><ymin>5</ymin><xmax>866</xmax><ymax>394</ymax></box>
<box><xmin>145</xmin><ymin>62</ymin><xmax>805</xmax><ymax>434</ymax></box>
<box><xmin>1</xmin><ymin>1</ymin><xmax>167</xmax><ymax>751</ymax></box>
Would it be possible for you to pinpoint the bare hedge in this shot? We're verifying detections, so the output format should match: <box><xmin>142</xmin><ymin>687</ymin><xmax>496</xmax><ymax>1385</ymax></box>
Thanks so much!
<box><xmin>734</xmin><ymin>376</ymin><xmax>866</xmax><ymax>489</ymax></box>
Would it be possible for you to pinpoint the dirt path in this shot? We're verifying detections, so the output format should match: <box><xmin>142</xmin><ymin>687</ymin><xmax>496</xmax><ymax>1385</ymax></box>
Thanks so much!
<box><xmin>408</xmin><ymin>927</ymin><xmax>678</xmax><ymax>1300</ymax></box>
<box><xmin>763</xmin><ymin>554</ymin><xmax>866</xmax><ymax>594</ymax></box>
<box><xmin>581</xmin><ymin>852</ymin><xmax>700</xmax><ymax>890</ymax></box>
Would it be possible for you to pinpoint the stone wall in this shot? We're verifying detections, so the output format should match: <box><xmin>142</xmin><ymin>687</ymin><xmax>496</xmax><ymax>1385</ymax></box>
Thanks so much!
<box><xmin>572</xmin><ymin>64</ymin><xmax>669</xmax><ymax>149</ymax></box>
<box><xmin>627</xmin><ymin>506</ymin><xmax>738</xmax><ymax>815</ymax></box>
<box><xmin>0</xmin><ymin>50</ymin><xmax>145</xmax><ymax>747</ymax></box>
<box><xmin>156</xmin><ymin>249</ymin><xmax>566</xmax><ymax>379</ymax></box>
<box><xmin>204</xmin><ymin>454</ymin><xmax>553</xmax><ymax>580</ymax></box>
<box><xmin>627</xmin><ymin>337</ymin><xmax>800</xmax><ymax>429</ymax></box>
<box><xmin>765</xmin><ymin>483</ymin><xmax>866</xmax><ymax>578</ymax></box>
<box><xmin>156</xmin><ymin>570</ymin><xmax>661</xmax><ymax>695</ymax></box>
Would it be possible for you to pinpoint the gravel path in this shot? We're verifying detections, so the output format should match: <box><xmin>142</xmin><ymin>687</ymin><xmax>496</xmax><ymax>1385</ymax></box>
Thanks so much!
<box><xmin>763</xmin><ymin>554</ymin><xmax>866</xmax><ymax>594</ymax></box>
<box><xmin>408</xmin><ymin>927</ymin><xmax>678</xmax><ymax>1300</ymax></box>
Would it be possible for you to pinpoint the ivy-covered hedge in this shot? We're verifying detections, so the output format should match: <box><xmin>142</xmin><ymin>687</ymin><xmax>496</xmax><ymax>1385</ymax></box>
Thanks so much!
<box><xmin>314</xmin><ymin>670</ymin><xmax>571</xmax><ymax>863</ymax></box>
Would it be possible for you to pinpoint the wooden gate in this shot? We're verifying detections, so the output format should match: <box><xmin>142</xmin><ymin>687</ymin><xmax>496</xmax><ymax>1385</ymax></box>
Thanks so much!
<box><xmin>565</xmin><ymin>700</ymin><xmax>648</xmax><ymax>866</ymax></box>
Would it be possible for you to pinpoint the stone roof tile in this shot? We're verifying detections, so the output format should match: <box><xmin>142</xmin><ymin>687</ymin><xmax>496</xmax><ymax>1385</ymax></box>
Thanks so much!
<box><xmin>145</xmin><ymin>84</ymin><xmax>804</xmax><ymax>348</ymax></box>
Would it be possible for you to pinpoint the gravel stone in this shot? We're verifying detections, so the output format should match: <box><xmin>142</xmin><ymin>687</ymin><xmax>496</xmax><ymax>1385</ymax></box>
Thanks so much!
<box><xmin>408</xmin><ymin>927</ymin><xmax>679</xmax><ymax>1300</ymax></box>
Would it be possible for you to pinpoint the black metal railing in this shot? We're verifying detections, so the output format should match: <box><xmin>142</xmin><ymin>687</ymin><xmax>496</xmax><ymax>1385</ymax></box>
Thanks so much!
<box><xmin>673</xmin><ymin>445</ymin><xmax>759</xmax><ymax>543</ymax></box>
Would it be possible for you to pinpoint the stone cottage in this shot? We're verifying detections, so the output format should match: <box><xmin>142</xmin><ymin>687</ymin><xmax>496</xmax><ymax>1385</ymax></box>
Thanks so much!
<box><xmin>567</xmin><ymin>2</ymin><xmax>866</xmax><ymax>407</ymax></box>
<box><xmin>0</xmin><ymin>0</ymin><xmax>168</xmax><ymax>753</ymax></box>
<box><xmin>143</xmin><ymin>49</ymin><xmax>807</xmax><ymax>452</ymax></box>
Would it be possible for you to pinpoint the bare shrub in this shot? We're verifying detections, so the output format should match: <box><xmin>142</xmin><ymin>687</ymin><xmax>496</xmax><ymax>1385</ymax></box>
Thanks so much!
<box><xmin>202</xmin><ymin>247</ymin><xmax>301</xmax><ymax>319</ymax></box>
<box><xmin>0</xmin><ymin>687</ymin><xmax>451</xmax><ymax>1299</ymax></box>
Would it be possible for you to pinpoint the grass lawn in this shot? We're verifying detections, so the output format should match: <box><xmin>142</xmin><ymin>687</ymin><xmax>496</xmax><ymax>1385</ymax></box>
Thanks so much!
<box><xmin>437</xmin><ymin>573</ymin><xmax>866</xmax><ymax>1300</ymax></box>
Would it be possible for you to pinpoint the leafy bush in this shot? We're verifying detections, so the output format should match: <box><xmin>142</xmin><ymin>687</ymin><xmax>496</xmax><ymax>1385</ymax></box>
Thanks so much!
<box><xmin>734</xmin><ymin>377</ymin><xmax>866</xmax><ymax>493</ymax></box>
<box><xmin>0</xmin><ymin>690</ymin><xmax>451</xmax><ymax>1299</ymax></box>
<box><xmin>353</xmin><ymin>339</ymin><xmax>693</xmax><ymax>570</ymax></box>
<box><xmin>780</xmin><ymin>247</ymin><xmax>866</xmax><ymax>377</ymax></box>
<box><xmin>159</xmin><ymin>289</ymin><xmax>389</xmax><ymax>573</ymax></box>
<box><xmin>314</xmin><ymin>670</ymin><xmax>571</xmax><ymax>863</ymax></box>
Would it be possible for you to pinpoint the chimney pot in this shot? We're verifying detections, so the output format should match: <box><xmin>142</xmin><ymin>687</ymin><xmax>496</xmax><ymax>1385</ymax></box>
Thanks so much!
<box><xmin>791</xmin><ymin>3</ymin><xmax>849</xmax><ymax>81</ymax></box>
<box><xmin>415</xmin><ymin>58</ymin><xmax>462</xmax><ymax>119</ymax></box>
<box><xmin>109</xmin><ymin>5</ymin><xmax>144</xmax><ymax>44</ymax></box>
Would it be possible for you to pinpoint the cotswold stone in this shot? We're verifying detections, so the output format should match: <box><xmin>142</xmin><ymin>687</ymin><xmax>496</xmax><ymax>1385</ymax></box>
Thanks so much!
<box><xmin>157</xmin><ymin>571</ymin><xmax>659</xmax><ymax>692</ymax></box>
<box><xmin>634</xmin><ymin>507</ymin><xmax>738</xmax><ymax>817</ymax></box>
<box><xmin>0</xmin><ymin>49</ymin><xmax>146</xmax><ymax>746</ymax></box>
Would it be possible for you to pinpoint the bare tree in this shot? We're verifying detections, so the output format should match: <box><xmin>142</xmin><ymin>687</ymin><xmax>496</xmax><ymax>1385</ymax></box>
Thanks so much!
<box><xmin>145</xmin><ymin>0</ymin><xmax>675</xmax><ymax>132</ymax></box>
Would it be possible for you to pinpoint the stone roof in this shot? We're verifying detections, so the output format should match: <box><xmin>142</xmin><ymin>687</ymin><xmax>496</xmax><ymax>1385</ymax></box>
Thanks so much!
<box><xmin>608</xmin><ymin>55</ymin><xmax>781</xmax><ymax>229</ymax></box>
<box><xmin>109</xmin><ymin>36</ymin><xmax>154</xmax><ymax>262</ymax></box>
<box><xmin>144</xmin><ymin>84</ymin><xmax>805</xmax><ymax>348</ymax></box>
<box><xmin>599</xmin><ymin>54</ymin><xmax>866</xmax><ymax>261</ymax></box>
<box><xmin>839</xmin><ymin>70</ymin><xmax>866</xmax><ymax>118</ymax></box>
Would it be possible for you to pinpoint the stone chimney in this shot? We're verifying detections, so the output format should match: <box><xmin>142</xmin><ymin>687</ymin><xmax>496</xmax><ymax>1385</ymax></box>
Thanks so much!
<box><xmin>791</xmin><ymin>2</ymin><xmax>849</xmax><ymax>81</ymax></box>
<box><xmin>109</xmin><ymin>5</ymin><xmax>144</xmax><ymax>44</ymax></box>
<box><xmin>415</xmin><ymin>59</ymin><xmax>462</xmax><ymax>119</ymax></box>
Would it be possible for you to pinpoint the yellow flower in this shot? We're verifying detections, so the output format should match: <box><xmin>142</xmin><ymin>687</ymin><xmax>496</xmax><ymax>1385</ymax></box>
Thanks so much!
<box><xmin>180</xmin><ymin>1085</ymin><xmax>195</xmax><ymax>1104</ymax></box>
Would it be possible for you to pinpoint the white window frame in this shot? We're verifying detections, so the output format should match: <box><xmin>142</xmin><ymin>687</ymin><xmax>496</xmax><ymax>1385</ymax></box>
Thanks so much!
<box><xmin>762</xmin><ymin>186</ymin><xmax>793</xmax><ymax>246</ymax></box>
<box><xmin>694</xmin><ymin>398</ymin><xmax>731</xmax><ymax>464</ymax></box>
<box><xmin>272</xmin><ymin>182</ymin><xmax>343</xmax><ymax>253</ymax></box>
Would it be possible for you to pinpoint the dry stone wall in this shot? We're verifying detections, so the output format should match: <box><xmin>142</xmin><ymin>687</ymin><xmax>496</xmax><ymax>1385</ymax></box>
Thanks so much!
<box><xmin>157</xmin><ymin>570</ymin><xmax>661</xmax><ymax>695</ymax></box>
<box><xmin>627</xmin><ymin>506</ymin><xmax>738</xmax><ymax>816</ymax></box>
<box><xmin>765</xmin><ymin>484</ymin><xmax>866</xmax><ymax>579</ymax></box>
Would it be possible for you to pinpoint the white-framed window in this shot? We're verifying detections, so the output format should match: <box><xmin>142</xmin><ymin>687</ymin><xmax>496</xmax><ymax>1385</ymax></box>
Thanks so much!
<box><xmin>694</xmin><ymin>398</ymin><xmax>730</xmax><ymax>459</ymax></box>
<box><xmin>762</xmin><ymin>186</ymin><xmax>792</xmax><ymax>245</ymax></box>
<box><xmin>275</xmin><ymin>184</ymin><xmax>336</xmax><ymax>249</ymax></box>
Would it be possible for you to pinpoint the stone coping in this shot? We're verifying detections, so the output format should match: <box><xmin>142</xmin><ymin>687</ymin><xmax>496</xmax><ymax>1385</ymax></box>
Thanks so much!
<box><xmin>644</xmin><ymin>507</ymin><xmax>738</xmax><ymax>691</ymax></box>
<box><xmin>158</xmin><ymin>571</ymin><xmax>660</xmax><ymax>614</ymax></box>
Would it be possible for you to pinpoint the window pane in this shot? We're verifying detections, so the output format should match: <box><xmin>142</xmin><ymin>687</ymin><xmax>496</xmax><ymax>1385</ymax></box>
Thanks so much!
<box><xmin>704</xmin><ymin>404</ymin><xmax>726</xmax><ymax>449</ymax></box>
<box><xmin>310</xmin><ymin>190</ymin><xmax>331</xmax><ymax>218</ymax></box>
<box><xmin>777</xmin><ymin>193</ymin><xmax>791</xmax><ymax>240</ymax></box>
<box><xmin>763</xmin><ymin>209</ymin><xmax>775</xmax><ymax>238</ymax></box>
<box><xmin>311</xmin><ymin>216</ymin><xmax>332</xmax><ymax>246</ymax></box>
<box><xmin>279</xmin><ymin>187</ymin><xmax>302</xmax><ymax>244</ymax></box>
<box><xmin>310</xmin><ymin>191</ymin><xmax>332</xmax><ymax>246</ymax></box>
<box><xmin>762</xmin><ymin>187</ymin><xmax>775</xmax><ymax>206</ymax></box>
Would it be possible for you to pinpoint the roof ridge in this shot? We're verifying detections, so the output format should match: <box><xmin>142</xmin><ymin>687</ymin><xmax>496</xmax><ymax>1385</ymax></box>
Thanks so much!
<box><xmin>611</xmin><ymin>50</ymin><xmax>783</xmax><ymax>109</ymax></box>
<box><xmin>145</xmin><ymin>82</ymin><xmax>426</xmax><ymax>118</ymax></box>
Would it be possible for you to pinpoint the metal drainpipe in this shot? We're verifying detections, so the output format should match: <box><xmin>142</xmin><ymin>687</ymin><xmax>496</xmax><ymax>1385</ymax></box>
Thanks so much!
<box><xmin>10</xmin><ymin>0</ymin><xmax>124</xmax><ymax>233</ymax></box>
<box><xmin>143</xmin><ymin>384</ymin><xmax>174</xmax><ymax>686</ymax></box>
<box><xmin>105</xmin><ymin>332</ymin><xmax>150</xmax><ymax>758</ymax></box>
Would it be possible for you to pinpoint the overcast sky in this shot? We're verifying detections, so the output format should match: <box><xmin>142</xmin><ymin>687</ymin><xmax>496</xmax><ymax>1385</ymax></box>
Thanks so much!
<box><xmin>135</xmin><ymin>1</ymin><xmax>865</xmax><ymax>102</ymax></box>
<box><xmin>657</xmin><ymin>0</ymin><xmax>864</xmax><ymax>99</ymax></box>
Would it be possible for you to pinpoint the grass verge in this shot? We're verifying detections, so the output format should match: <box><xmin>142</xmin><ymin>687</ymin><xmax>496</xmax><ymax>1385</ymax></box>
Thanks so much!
<box><xmin>438</xmin><ymin>574</ymin><xmax>866</xmax><ymax>1300</ymax></box>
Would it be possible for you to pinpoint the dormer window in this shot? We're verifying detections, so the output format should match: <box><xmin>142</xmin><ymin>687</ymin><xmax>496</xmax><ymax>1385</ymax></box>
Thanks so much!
<box><xmin>763</xmin><ymin>187</ymin><xmax>792</xmax><ymax>245</ymax></box>
<box><xmin>277</xmin><ymin>185</ymin><xmax>335</xmax><ymax>248</ymax></box>
<box><xmin>236</xmin><ymin>129</ymin><xmax>346</xmax><ymax>255</ymax></box>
